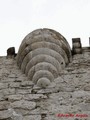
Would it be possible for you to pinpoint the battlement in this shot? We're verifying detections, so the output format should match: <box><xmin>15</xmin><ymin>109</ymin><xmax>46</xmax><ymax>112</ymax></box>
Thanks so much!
<box><xmin>6</xmin><ymin>38</ymin><xmax>90</xmax><ymax>58</ymax></box>
<box><xmin>72</xmin><ymin>38</ymin><xmax>90</xmax><ymax>55</ymax></box>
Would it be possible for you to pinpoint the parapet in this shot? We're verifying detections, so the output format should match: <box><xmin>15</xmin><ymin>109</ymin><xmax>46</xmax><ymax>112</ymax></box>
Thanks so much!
<box><xmin>72</xmin><ymin>38</ymin><xmax>82</xmax><ymax>55</ymax></box>
<box><xmin>7</xmin><ymin>47</ymin><xmax>17</xmax><ymax>58</ymax></box>
<box><xmin>7</xmin><ymin>28</ymin><xmax>89</xmax><ymax>88</ymax></box>
<box><xmin>72</xmin><ymin>38</ymin><xmax>90</xmax><ymax>54</ymax></box>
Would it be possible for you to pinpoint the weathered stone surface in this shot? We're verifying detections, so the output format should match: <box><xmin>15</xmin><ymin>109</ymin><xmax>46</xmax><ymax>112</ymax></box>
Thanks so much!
<box><xmin>0</xmin><ymin>101</ymin><xmax>10</xmax><ymax>110</ymax></box>
<box><xmin>0</xmin><ymin>83</ymin><xmax>8</xmax><ymax>89</ymax></box>
<box><xmin>17</xmin><ymin>28</ymin><xmax>72</xmax><ymax>87</ymax></box>
<box><xmin>7</xmin><ymin>47</ymin><xmax>16</xmax><ymax>57</ymax></box>
<box><xmin>0</xmin><ymin>94</ymin><xmax>5</xmax><ymax>101</ymax></box>
<box><xmin>11</xmin><ymin>100</ymin><xmax>36</xmax><ymax>110</ymax></box>
<box><xmin>11</xmin><ymin>109</ymin><xmax>23</xmax><ymax>120</ymax></box>
<box><xmin>84</xmin><ymin>84</ymin><xmax>90</xmax><ymax>91</ymax></box>
<box><xmin>20</xmin><ymin>81</ymin><xmax>34</xmax><ymax>87</ymax></box>
<box><xmin>72</xmin><ymin>90</ymin><xmax>90</xmax><ymax>98</ymax></box>
<box><xmin>79</xmin><ymin>103</ymin><xmax>90</xmax><ymax>111</ymax></box>
<box><xmin>0</xmin><ymin>30</ymin><xmax>90</xmax><ymax>120</ymax></box>
<box><xmin>43</xmin><ymin>115</ymin><xmax>61</xmax><ymax>120</ymax></box>
<box><xmin>5</xmin><ymin>94</ymin><xmax>23</xmax><ymax>102</ymax></box>
<box><xmin>1</xmin><ymin>88</ymin><xmax>15</xmax><ymax>95</ymax></box>
<box><xmin>37</xmin><ymin>77</ymin><xmax>51</xmax><ymax>88</ymax></box>
<box><xmin>9</xmin><ymin>82</ymin><xmax>21</xmax><ymax>88</ymax></box>
<box><xmin>16</xmin><ymin>88</ymin><xmax>32</xmax><ymax>94</ymax></box>
<box><xmin>85</xmin><ymin>98</ymin><xmax>90</xmax><ymax>103</ymax></box>
<box><xmin>23</xmin><ymin>94</ymin><xmax>47</xmax><ymax>100</ymax></box>
<box><xmin>0</xmin><ymin>110</ymin><xmax>12</xmax><ymax>119</ymax></box>
<box><xmin>23</xmin><ymin>115</ymin><xmax>41</xmax><ymax>120</ymax></box>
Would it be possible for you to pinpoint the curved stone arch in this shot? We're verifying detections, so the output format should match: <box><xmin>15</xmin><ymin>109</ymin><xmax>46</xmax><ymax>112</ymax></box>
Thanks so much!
<box><xmin>25</xmin><ymin>54</ymin><xmax>62</xmax><ymax>75</ymax></box>
<box><xmin>28</xmin><ymin>62</ymin><xmax>58</xmax><ymax>80</ymax></box>
<box><xmin>17</xmin><ymin>28</ymin><xmax>72</xmax><ymax>88</ymax></box>
<box><xmin>17</xmin><ymin>30</ymin><xmax>71</xmax><ymax>64</ymax></box>
<box><xmin>17</xmin><ymin>41</ymin><xmax>69</xmax><ymax>68</ymax></box>
<box><xmin>32</xmin><ymin>70</ymin><xmax>54</xmax><ymax>84</ymax></box>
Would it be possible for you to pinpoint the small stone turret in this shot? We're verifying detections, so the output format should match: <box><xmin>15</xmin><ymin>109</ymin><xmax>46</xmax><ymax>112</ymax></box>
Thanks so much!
<box><xmin>16</xmin><ymin>28</ymin><xmax>72</xmax><ymax>88</ymax></box>
<box><xmin>72</xmin><ymin>38</ymin><xmax>82</xmax><ymax>55</ymax></box>
<box><xmin>7</xmin><ymin>47</ymin><xmax>16</xmax><ymax>58</ymax></box>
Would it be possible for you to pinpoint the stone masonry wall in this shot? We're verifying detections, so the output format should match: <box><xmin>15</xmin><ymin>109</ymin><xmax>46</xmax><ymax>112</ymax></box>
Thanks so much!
<box><xmin>0</xmin><ymin>48</ymin><xmax>90</xmax><ymax>120</ymax></box>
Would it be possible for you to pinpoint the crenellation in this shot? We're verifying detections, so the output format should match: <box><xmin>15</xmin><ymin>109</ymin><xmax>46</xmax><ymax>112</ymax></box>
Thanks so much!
<box><xmin>7</xmin><ymin>47</ymin><xmax>17</xmax><ymax>58</ymax></box>
<box><xmin>72</xmin><ymin>38</ymin><xmax>82</xmax><ymax>55</ymax></box>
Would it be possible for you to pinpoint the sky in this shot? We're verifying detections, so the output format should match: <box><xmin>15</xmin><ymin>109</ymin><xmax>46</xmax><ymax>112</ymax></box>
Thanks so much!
<box><xmin>0</xmin><ymin>0</ymin><xmax>90</xmax><ymax>56</ymax></box>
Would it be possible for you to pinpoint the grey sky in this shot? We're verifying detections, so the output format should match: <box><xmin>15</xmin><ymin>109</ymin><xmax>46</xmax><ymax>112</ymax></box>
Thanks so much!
<box><xmin>0</xmin><ymin>0</ymin><xmax>90</xmax><ymax>55</ymax></box>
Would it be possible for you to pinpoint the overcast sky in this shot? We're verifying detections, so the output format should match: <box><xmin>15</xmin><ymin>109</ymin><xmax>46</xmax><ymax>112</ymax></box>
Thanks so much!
<box><xmin>0</xmin><ymin>0</ymin><xmax>90</xmax><ymax>56</ymax></box>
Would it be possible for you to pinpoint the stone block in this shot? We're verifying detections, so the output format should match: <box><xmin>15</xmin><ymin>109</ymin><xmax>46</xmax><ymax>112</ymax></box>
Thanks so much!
<box><xmin>0</xmin><ymin>110</ymin><xmax>12</xmax><ymax>119</ymax></box>
<box><xmin>11</xmin><ymin>100</ymin><xmax>36</xmax><ymax>110</ymax></box>
<box><xmin>72</xmin><ymin>38</ymin><xmax>82</xmax><ymax>55</ymax></box>
<box><xmin>23</xmin><ymin>115</ymin><xmax>41</xmax><ymax>120</ymax></box>
<box><xmin>7</xmin><ymin>47</ymin><xmax>16</xmax><ymax>58</ymax></box>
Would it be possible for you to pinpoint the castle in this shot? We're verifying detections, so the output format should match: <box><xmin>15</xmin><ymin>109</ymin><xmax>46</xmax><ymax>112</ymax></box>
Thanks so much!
<box><xmin>0</xmin><ymin>28</ymin><xmax>90</xmax><ymax>120</ymax></box>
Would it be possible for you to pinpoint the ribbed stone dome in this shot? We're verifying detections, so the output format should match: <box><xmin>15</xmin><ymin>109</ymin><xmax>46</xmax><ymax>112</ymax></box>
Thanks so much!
<box><xmin>17</xmin><ymin>28</ymin><xmax>72</xmax><ymax>88</ymax></box>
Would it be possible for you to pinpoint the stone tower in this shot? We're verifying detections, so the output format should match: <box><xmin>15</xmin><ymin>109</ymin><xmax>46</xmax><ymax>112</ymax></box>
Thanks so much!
<box><xmin>0</xmin><ymin>28</ymin><xmax>90</xmax><ymax>120</ymax></box>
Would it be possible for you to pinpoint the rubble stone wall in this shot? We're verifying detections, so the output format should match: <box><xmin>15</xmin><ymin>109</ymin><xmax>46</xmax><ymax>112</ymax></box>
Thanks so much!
<box><xmin>0</xmin><ymin>29</ymin><xmax>90</xmax><ymax>120</ymax></box>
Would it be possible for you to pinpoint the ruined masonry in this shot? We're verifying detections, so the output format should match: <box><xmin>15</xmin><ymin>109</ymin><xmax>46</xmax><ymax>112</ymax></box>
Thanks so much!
<box><xmin>0</xmin><ymin>28</ymin><xmax>90</xmax><ymax>120</ymax></box>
